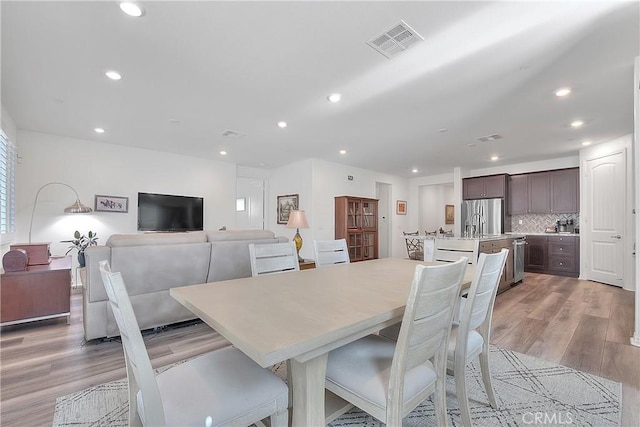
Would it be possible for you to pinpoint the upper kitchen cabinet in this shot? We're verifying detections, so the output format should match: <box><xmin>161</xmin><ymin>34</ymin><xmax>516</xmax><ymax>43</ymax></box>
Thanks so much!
<box><xmin>463</xmin><ymin>174</ymin><xmax>507</xmax><ymax>199</ymax></box>
<box><xmin>508</xmin><ymin>168</ymin><xmax>578</xmax><ymax>214</ymax></box>
<box><xmin>550</xmin><ymin>168</ymin><xmax>579</xmax><ymax>213</ymax></box>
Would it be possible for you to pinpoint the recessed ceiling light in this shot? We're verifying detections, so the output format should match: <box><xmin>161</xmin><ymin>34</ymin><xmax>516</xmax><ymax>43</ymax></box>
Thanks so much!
<box><xmin>467</xmin><ymin>143</ymin><xmax>476</xmax><ymax>147</ymax></box>
<box><xmin>581</xmin><ymin>141</ymin><xmax>592</xmax><ymax>146</ymax></box>
<box><xmin>339</xmin><ymin>149</ymin><xmax>347</xmax><ymax>155</ymax></box>
<box><xmin>438</xmin><ymin>128</ymin><xmax>448</xmax><ymax>133</ymax></box>
<box><xmin>277</xmin><ymin>121</ymin><xmax>287</xmax><ymax>128</ymax></box>
<box><xmin>490</xmin><ymin>155</ymin><xmax>499</xmax><ymax>161</ymax></box>
<box><xmin>119</xmin><ymin>2</ymin><xmax>145</xmax><ymax>17</ymax></box>
<box><xmin>219</xmin><ymin>150</ymin><xmax>227</xmax><ymax>156</ymax></box>
<box><xmin>328</xmin><ymin>93</ymin><xmax>342</xmax><ymax>103</ymax></box>
<box><xmin>105</xmin><ymin>70</ymin><xmax>122</xmax><ymax>80</ymax></box>
<box><xmin>412</xmin><ymin>168</ymin><xmax>418</xmax><ymax>173</ymax></box>
<box><xmin>94</xmin><ymin>128</ymin><xmax>105</xmax><ymax>134</ymax></box>
<box><xmin>571</xmin><ymin>120</ymin><xmax>584</xmax><ymax>128</ymax></box>
<box><xmin>555</xmin><ymin>88</ymin><xmax>571</xmax><ymax>97</ymax></box>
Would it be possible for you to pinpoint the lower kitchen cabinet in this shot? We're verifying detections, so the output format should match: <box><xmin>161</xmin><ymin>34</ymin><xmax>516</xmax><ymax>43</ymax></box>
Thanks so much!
<box><xmin>525</xmin><ymin>235</ymin><xmax>579</xmax><ymax>277</ymax></box>
<box><xmin>478</xmin><ymin>238</ymin><xmax>516</xmax><ymax>294</ymax></box>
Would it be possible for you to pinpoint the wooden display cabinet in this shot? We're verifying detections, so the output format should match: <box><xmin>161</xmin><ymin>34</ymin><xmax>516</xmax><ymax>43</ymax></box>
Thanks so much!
<box><xmin>335</xmin><ymin>196</ymin><xmax>378</xmax><ymax>262</ymax></box>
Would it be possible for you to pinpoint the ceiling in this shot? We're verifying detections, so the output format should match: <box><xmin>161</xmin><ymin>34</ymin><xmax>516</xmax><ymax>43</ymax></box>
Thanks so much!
<box><xmin>2</xmin><ymin>1</ymin><xmax>638</xmax><ymax>177</ymax></box>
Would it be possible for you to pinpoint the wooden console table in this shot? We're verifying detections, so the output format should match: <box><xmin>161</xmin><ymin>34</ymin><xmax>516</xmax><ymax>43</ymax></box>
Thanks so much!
<box><xmin>1</xmin><ymin>256</ymin><xmax>72</xmax><ymax>326</ymax></box>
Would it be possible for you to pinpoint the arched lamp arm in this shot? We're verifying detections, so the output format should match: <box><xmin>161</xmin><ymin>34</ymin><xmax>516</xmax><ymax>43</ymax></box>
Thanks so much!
<box><xmin>28</xmin><ymin>182</ymin><xmax>87</xmax><ymax>244</ymax></box>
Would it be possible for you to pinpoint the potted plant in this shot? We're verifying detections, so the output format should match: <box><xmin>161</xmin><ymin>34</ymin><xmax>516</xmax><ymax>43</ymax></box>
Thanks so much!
<box><xmin>63</xmin><ymin>230</ymin><xmax>98</xmax><ymax>267</ymax></box>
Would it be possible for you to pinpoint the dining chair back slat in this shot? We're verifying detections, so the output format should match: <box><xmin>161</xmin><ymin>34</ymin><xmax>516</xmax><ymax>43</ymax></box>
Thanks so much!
<box><xmin>313</xmin><ymin>239</ymin><xmax>350</xmax><ymax>268</ymax></box>
<box><xmin>249</xmin><ymin>241</ymin><xmax>300</xmax><ymax>276</ymax></box>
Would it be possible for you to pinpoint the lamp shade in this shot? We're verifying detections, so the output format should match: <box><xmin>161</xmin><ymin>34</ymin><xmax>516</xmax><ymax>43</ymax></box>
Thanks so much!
<box><xmin>64</xmin><ymin>199</ymin><xmax>93</xmax><ymax>214</ymax></box>
<box><xmin>286</xmin><ymin>210</ymin><xmax>309</xmax><ymax>229</ymax></box>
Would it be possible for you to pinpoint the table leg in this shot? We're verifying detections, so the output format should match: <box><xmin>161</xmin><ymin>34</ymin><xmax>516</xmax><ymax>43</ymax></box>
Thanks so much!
<box><xmin>289</xmin><ymin>353</ymin><xmax>328</xmax><ymax>427</ymax></box>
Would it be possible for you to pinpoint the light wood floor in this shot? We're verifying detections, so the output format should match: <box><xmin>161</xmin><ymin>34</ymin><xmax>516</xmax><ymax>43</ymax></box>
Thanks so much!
<box><xmin>1</xmin><ymin>273</ymin><xmax>638</xmax><ymax>426</ymax></box>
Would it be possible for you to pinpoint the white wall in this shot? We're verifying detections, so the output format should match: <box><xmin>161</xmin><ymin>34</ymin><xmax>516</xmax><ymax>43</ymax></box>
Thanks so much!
<box><xmin>418</xmin><ymin>184</ymin><xmax>454</xmax><ymax>233</ymax></box>
<box><xmin>17</xmin><ymin>130</ymin><xmax>237</xmax><ymax>269</ymax></box>
<box><xmin>267</xmin><ymin>158</ymin><xmax>410</xmax><ymax>260</ymax></box>
<box><xmin>268</xmin><ymin>159</ymin><xmax>314</xmax><ymax>258</ymax></box>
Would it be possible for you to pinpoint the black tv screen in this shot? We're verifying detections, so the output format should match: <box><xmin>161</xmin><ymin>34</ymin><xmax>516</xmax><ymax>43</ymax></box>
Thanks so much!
<box><xmin>137</xmin><ymin>192</ymin><xmax>204</xmax><ymax>232</ymax></box>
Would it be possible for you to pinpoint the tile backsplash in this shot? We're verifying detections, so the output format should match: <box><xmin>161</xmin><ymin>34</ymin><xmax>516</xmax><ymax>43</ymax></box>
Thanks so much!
<box><xmin>510</xmin><ymin>213</ymin><xmax>579</xmax><ymax>233</ymax></box>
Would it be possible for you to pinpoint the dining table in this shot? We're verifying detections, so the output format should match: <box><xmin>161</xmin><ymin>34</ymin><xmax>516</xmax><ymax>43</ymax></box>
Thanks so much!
<box><xmin>170</xmin><ymin>257</ymin><xmax>475</xmax><ymax>426</ymax></box>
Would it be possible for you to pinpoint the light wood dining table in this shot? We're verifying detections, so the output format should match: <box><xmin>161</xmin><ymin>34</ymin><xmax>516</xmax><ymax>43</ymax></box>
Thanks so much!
<box><xmin>170</xmin><ymin>257</ymin><xmax>474</xmax><ymax>427</ymax></box>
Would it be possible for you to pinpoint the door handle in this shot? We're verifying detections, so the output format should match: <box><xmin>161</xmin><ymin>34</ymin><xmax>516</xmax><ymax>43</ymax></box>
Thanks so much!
<box><xmin>610</xmin><ymin>235</ymin><xmax>622</xmax><ymax>239</ymax></box>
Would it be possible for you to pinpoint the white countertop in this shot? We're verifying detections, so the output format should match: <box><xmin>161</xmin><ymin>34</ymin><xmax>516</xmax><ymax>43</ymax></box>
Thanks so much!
<box><xmin>511</xmin><ymin>232</ymin><xmax>580</xmax><ymax>236</ymax></box>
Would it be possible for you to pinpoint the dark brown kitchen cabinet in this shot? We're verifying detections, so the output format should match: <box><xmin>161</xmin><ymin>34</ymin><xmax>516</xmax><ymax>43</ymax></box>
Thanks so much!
<box><xmin>508</xmin><ymin>174</ymin><xmax>529</xmax><ymax>215</ymax></box>
<box><xmin>508</xmin><ymin>168</ymin><xmax>578</xmax><ymax>214</ymax></box>
<box><xmin>524</xmin><ymin>235</ymin><xmax>579</xmax><ymax>277</ymax></box>
<box><xmin>463</xmin><ymin>174</ymin><xmax>507</xmax><ymax>199</ymax></box>
<box><xmin>550</xmin><ymin>168</ymin><xmax>579</xmax><ymax>213</ymax></box>
<box><xmin>525</xmin><ymin>235</ymin><xmax>547</xmax><ymax>270</ymax></box>
<box><xmin>478</xmin><ymin>238</ymin><xmax>516</xmax><ymax>294</ymax></box>
<box><xmin>528</xmin><ymin>172</ymin><xmax>550</xmax><ymax>213</ymax></box>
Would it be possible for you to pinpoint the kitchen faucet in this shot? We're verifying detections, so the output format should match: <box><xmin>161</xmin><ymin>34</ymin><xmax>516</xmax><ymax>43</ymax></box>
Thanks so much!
<box><xmin>469</xmin><ymin>212</ymin><xmax>485</xmax><ymax>237</ymax></box>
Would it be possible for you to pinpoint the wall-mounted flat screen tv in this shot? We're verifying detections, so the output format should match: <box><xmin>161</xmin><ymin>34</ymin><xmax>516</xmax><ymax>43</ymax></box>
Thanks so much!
<box><xmin>137</xmin><ymin>192</ymin><xmax>204</xmax><ymax>232</ymax></box>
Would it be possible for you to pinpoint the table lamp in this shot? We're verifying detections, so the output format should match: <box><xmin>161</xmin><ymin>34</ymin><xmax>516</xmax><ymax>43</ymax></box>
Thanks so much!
<box><xmin>286</xmin><ymin>210</ymin><xmax>309</xmax><ymax>262</ymax></box>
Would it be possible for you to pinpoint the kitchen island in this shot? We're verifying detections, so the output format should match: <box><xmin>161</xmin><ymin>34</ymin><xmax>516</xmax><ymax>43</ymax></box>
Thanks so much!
<box><xmin>430</xmin><ymin>234</ymin><xmax>525</xmax><ymax>293</ymax></box>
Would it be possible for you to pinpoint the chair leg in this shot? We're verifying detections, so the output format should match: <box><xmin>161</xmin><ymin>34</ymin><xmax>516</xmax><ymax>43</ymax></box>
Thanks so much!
<box><xmin>270</xmin><ymin>408</ymin><xmax>289</xmax><ymax>427</ymax></box>
<box><xmin>479</xmin><ymin>349</ymin><xmax>498</xmax><ymax>409</ymax></box>
<box><xmin>454</xmin><ymin>356</ymin><xmax>473</xmax><ymax>427</ymax></box>
<box><xmin>286</xmin><ymin>359</ymin><xmax>293</xmax><ymax>408</ymax></box>
<box><xmin>434</xmin><ymin>375</ymin><xmax>448</xmax><ymax>427</ymax></box>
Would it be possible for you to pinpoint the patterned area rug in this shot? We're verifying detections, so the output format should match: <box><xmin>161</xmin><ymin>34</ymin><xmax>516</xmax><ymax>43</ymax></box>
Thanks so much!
<box><xmin>53</xmin><ymin>346</ymin><xmax>620</xmax><ymax>426</ymax></box>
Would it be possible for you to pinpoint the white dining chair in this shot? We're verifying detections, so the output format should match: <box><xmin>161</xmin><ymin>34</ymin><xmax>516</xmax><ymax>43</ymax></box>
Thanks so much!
<box><xmin>324</xmin><ymin>257</ymin><xmax>468</xmax><ymax>426</ymax></box>
<box><xmin>248</xmin><ymin>241</ymin><xmax>300</xmax><ymax>276</ymax></box>
<box><xmin>313</xmin><ymin>239</ymin><xmax>350</xmax><ymax>268</ymax></box>
<box><xmin>98</xmin><ymin>260</ymin><xmax>288</xmax><ymax>427</ymax></box>
<box><xmin>448</xmin><ymin>248</ymin><xmax>508</xmax><ymax>427</ymax></box>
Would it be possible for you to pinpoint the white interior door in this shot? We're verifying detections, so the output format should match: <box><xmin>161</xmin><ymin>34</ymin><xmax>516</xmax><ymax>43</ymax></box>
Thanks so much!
<box><xmin>583</xmin><ymin>151</ymin><xmax>625</xmax><ymax>286</ymax></box>
<box><xmin>236</xmin><ymin>177</ymin><xmax>264</xmax><ymax>230</ymax></box>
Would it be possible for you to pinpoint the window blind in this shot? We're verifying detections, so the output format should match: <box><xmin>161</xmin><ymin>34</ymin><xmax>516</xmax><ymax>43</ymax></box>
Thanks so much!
<box><xmin>0</xmin><ymin>130</ymin><xmax>16</xmax><ymax>235</ymax></box>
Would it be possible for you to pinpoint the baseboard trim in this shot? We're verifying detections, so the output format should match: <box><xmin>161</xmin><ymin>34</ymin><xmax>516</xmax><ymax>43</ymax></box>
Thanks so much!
<box><xmin>630</xmin><ymin>333</ymin><xmax>640</xmax><ymax>348</ymax></box>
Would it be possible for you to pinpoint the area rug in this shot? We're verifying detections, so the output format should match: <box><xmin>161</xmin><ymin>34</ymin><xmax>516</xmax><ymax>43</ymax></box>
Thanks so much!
<box><xmin>52</xmin><ymin>346</ymin><xmax>621</xmax><ymax>426</ymax></box>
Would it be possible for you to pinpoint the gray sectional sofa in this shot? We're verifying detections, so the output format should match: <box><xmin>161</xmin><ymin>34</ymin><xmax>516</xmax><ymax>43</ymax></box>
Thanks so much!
<box><xmin>83</xmin><ymin>229</ymin><xmax>287</xmax><ymax>341</ymax></box>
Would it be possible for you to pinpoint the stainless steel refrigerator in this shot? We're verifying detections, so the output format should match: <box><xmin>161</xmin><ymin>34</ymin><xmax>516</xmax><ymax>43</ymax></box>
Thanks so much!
<box><xmin>461</xmin><ymin>198</ymin><xmax>504</xmax><ymax>236</ymax></box>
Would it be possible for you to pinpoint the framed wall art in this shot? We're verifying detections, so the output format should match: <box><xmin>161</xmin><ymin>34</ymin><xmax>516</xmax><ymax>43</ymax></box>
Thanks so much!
<box><xmin>396</xmin><ymin>200</ymin><xmax>407</xmax><ymax>215</ymax></box>
<box><xmin>95</xmin><ymin>195</ymin><xmax>129</xmax><ymax>213</ymax></box>
<box><xmin>277</xmin><ymin>194</ymin><xmax>299</xmax><ymax>224</ymax></box>
<box><xmin>445</xmin><ymin>204</ymin><xmax>454</xmax><ymax>224</ymax></box>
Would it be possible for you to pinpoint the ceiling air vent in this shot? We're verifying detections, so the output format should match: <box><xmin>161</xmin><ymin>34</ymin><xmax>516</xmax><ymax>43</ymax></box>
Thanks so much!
<box><xmin>367</xmin><ymin>20</ymin><xmax>424</xmax><ymax>59</ymax></box>
<box><xmin>477</xmin><ymin>134</ymin><xmax>503</xmax><ymax>142</ymax></box>
<box><xmin>221</xmin><ymin>130</ymin><xmax>245</xmax><ymax>138</ymax></box>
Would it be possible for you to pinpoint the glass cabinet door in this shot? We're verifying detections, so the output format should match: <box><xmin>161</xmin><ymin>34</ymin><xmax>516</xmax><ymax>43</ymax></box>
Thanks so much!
<box><xmin>362</xmin><ymin>200</ymin><xmax>376</xmax><ymax>230</ymax></box>
<box><xmin>347</xmin><ymin>199</ymin><xmax>362</xmax><ymax>229</ymax></box>
<box><xmin>362</xmin><ymin>232</ymin><xmax>376</xmax><ymax>260</ymax></box>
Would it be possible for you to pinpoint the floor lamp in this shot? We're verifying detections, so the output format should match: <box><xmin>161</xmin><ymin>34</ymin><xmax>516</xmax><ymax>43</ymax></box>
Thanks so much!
<box><xmin>28</xmin><ymin>182</ymin><xmax>93</xmax><ymax>243</ymax></box>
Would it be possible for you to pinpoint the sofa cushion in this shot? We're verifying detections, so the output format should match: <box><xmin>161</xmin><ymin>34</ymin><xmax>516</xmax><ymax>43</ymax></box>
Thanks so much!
<box><xmin>206</xmin><ymin>229</ymin><xmax>276</xmax><ymax>242</ymax></box>
<box><xmin>106</xmin><ymin>231</ymin><xmax>207</xmax><ymax>247</ymax></box>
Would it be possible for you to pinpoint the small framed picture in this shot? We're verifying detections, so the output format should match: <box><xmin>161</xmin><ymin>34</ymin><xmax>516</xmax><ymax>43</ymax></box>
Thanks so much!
<box><xmin>396</xmin><ymin>200</ymin><xmax>407</xmax><ymax>215</ymax></box>
<box><xmin>277</xmin><ymin>194</ymin><xmax>299</xmax><ymax>224</ymax></box>
<box><xmin>445</xmin><ymin>204</ymin><xmax>455</xmax><ymax>224</ymax></box>
<box><xmin>95</xmin><ymin>195</ymin><xmax>129</xmax><ymax>213</ymax></box>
